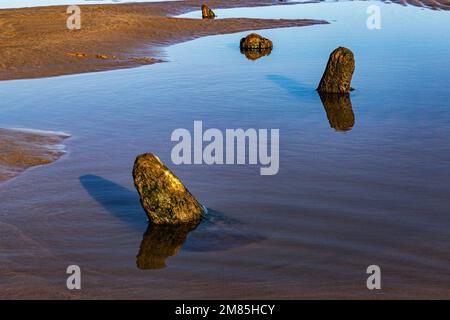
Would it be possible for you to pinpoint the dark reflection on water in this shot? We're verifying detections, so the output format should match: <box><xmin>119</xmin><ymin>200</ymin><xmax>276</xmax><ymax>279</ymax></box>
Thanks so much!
<box><xmin>318</xmin><ymin>92</ymin><xmax>355</xmax><ymax>131</ymax></box>
<box><xmin>138</xmin><ymin>209</ymin><xmax>265</xmax><ymax>270</ymax></box>
<box><xmin>267</xmin><ymin>74</ymin><xmax>355</xmax><ymax>131</ymax></box>
<box><xmin>240</xmin><ymin>47</ymin><xmax>273</xmax><ymax>61</ymax></box>
<box><xmin>79</xmin><ymin>175</ymin><xmax>265</xmax><ymax>270</ymax></box>
<box><xmin>137</xmin><ymin>222</ymin><xmax>199</xmax><ymax>270</ymax></box>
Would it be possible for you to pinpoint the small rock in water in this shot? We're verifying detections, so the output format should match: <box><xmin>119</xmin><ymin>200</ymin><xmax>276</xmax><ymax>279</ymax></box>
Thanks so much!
<box><xmin>317</xmin><ymin>47</ymin><xmax>355</xmax><ymax>93</ymax></box>
<box><xmin>240</xmin><ymin>33</ymin><xmax>273</xmax><ymax>50</ymax></box>
<box><xmin>201</xmin><ymin>4</ymin><xmax>216</xmax><ymax>19</ymax></box>
<box><xmin>132</xmin><ymin>153</ymin><xmax>204</xmax><ymax>224</ymax></box>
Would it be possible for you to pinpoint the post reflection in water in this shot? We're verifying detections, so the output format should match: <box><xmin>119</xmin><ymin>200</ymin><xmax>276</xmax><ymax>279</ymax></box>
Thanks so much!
<box><xmin>137</xmin><ymin>222</ymin><xmax>199</xmax><ymax>270</ymax></box>
<box><xmin>137</xmin><ymin>209</ymin><xmax>266</xmax><ymax>270</ymax></box>
<box><xmin>240</xmin><ymin>47</ymin><xmax>273</xmax><ymax>61</ymax></box>
<box><xmin>318</xmin><ymin>92</ymin><xmax>355</xmax><ymax>132</ymax></box>
<box><xmin>78</xmin><ymin>175</ymin><xmax>265</xmax><ymax>270</ymax></box>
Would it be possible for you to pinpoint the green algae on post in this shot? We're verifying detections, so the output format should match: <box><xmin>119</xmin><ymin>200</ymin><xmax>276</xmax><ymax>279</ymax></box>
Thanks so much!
<box><xmin>317</xmin><ymin>47</ymin><xmax>355</xmax><ymax>94</ymax></box>
<box><xmin>132</xmin><ymin>153</ymin><xmax>204</xmax><ymax>225</ymax></box>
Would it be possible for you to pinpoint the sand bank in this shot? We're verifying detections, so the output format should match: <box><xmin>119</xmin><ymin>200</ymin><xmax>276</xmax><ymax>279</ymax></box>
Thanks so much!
<box><xmin>392</xmin><ymin>0</ymin><xmax>450</xmax><ymax>10</ymax></box>
<box><xmin>0</xmin><ymin>0</ymin><xmax>328</xmax><ymax>81</ymax></box>
<box><xmin>0</xmin><ymin>128</ymin><xmax>69</xmax><ymax>182</ymax></box>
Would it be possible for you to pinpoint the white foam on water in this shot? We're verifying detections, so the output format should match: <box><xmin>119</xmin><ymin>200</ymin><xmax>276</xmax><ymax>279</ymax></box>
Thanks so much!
<box><xmin>42</xmin><ymin>144</ymin><xmax>68</xmax><ymax>153</ymax></box>
<box><xmin>8</xmin><ymin>127</ymin><xmax>71</xmax><ymax>138</ymax></box>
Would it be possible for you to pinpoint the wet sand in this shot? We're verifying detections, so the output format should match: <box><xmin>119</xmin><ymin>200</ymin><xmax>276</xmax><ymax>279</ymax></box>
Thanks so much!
<box><xmin>392</xmin><ymin>0</ymin><xmax>450</xmax><ymax>10</ymax></box>
<box><xmin>0</xmin><ymin>0</ymin><xmax>327</xmax><ymax>81</ymax></box>
<box><xmin>0</xmin><ymin>129</ymin><xmax>69</xmax><ymax>182</ymax></box>
<box><xmin>1</xmin><ymin>0</ymin><xmax>448</xmax><ymax>81</ymax></box>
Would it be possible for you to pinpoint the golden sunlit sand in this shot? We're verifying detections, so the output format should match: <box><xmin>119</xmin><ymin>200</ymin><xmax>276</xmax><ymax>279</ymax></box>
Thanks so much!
<box><xmin>0</xmin><ymin>0</ymin><xmax>327</xmax><ymax>81</ymax></box>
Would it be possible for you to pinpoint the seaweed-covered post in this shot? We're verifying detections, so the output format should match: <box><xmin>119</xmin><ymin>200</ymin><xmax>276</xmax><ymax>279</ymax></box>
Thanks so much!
<box><xmin>317</xmin><ymin>47</ymin><xmax>355</xmax><ymax>94</ymax></box>
<box><xmin>132</xmin><ymin>153</ymin><xmax>204</xmax><ymax>224</ymax></box>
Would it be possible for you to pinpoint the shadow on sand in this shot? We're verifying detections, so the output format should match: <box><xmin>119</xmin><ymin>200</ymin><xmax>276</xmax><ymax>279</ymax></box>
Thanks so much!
<box><xmin>79</xmin><ymin>175</ymin><xmax>265</xmax><ymax>270</ymax></box>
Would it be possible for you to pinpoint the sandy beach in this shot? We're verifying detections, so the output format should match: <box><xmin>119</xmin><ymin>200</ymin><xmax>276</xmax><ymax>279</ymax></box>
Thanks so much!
<box><xmin>0</xmin><ymin>0</ymin><xmax>328</xmax><ymax>81</ymax></box>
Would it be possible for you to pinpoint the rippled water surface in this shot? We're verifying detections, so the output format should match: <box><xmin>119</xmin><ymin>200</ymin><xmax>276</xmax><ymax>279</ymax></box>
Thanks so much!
<box><xmin>0</xmin><ymin>2</ymin><xmax>449</xmax><ymax>298</ymax></box>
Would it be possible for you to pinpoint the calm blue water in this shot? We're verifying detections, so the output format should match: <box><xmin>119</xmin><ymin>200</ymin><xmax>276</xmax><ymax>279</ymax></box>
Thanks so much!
<box><xmin>0</xmin><ymin>2</ymin><xmax>449</xmax><ymax>298</ymax></box>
